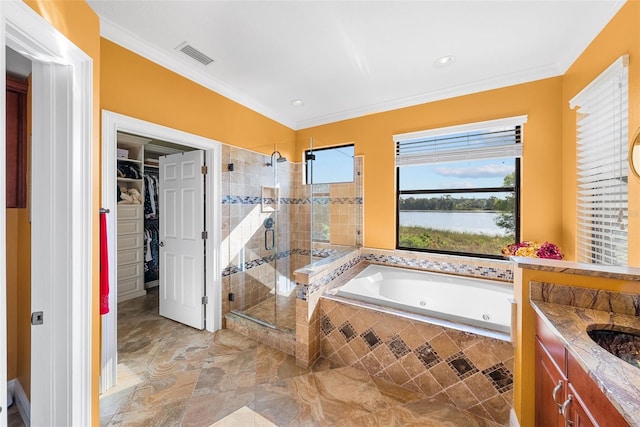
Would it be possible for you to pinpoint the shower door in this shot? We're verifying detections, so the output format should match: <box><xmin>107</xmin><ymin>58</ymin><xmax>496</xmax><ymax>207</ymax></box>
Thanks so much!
<box><xmin>225</xmin><ymin>146</ymin><xmax>294</xmax><ymax>332</ymax></box>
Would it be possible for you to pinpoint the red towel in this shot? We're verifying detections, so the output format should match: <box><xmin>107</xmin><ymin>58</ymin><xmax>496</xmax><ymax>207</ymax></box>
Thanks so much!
<box><xmin>100</xmin><ymin>212</ymin><xmax>110</xmax><ymax>315</ymax></box>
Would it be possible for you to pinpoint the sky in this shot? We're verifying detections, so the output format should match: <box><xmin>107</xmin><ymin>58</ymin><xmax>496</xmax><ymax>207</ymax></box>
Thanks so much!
<box><xmin>399</xmin><ymin>157</ymin><xmax>514</xmax><ymax>192</ymax></box>
<box><xmin>310</xmin><ymin>145</ymin><xmax>355</xmax><ymax>184</ymax></box>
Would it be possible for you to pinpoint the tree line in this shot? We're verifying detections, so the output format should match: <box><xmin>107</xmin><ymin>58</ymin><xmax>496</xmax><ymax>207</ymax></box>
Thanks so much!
<box><xmin>398</xmin><ymin>195</ymin><xmax>510</xmax><ymax>212</ymax></box>
<box><xmin>399</xmin><ymin>173</ymin><xmax>515</xmax><ymax>235</ymax></box>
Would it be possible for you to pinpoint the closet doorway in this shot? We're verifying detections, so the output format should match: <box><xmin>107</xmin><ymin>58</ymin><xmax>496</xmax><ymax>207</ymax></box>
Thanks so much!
<box><xmin>101</xmin><ymin>111</ymin><xmax>222</xmax><ymax>393</ymax></box>
<box><xmin>116</xmin><ymin>133</ymin><xmax>206</xmax><ymax>328</ymax></box>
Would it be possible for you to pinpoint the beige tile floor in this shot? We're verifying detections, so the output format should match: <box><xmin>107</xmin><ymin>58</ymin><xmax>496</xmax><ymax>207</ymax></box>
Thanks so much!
<box><xmin>100</xmin><ymin>289</ymin><xmax>504</xmax><ymax>426</ymax></box>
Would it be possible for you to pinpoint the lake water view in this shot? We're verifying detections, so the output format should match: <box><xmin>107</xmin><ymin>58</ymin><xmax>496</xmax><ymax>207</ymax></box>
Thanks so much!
<box><xmin>399</xmin><ymin>211</ymin><xmax>509</xmax><ymax>236</ymax></box>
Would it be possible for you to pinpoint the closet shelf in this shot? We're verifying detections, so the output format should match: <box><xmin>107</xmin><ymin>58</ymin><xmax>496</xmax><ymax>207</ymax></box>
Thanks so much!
<box><xmin>118</xmin><ymin>177</ymin><xmax>143</xmax><ymax>183</ymax></box>
<box><xmin>117</xmin><ymin>157</ymin><xmax>143</xmax><ymax>164</ymax></box>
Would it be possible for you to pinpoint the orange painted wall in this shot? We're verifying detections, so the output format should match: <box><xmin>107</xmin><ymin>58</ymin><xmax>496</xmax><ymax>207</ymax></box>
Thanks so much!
<box><xmin>100</xmin><ymin>39</ymin><xmax>296</xmax><ymax>156</ymax></box>
<box><xmin>562</xmin><ymin>0</ymin><xmax>640</xmax><ymax>264</ymax></box>
<box><xmin>19</xmin><ymin>1</ymin><xmax>101</xmax><ymax>424</ymax></box>
<box><xmin>295</xmin><ymin>77</ymin><xmax>564</xmax><ymax>250</ymax></box>
<box><xmin>511</xmin><ymin>2</ymin><xmax>640</xmax><ymax>425</ymax></box>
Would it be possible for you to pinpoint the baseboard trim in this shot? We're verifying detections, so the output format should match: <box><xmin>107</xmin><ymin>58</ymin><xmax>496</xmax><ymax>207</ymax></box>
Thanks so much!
<box><xmin>510</xmin><ymin>409</ymin><xmax>520</xmax><ymax>427</ymax></box>
<box><xmin>13</xmin><ymin>379</ymin><xmax>30</xmax><ymax>427</ymax></box>
<box><xmin>7</xmin><ymin>379</ymin><xmax>15</xmax><ymax>407</ymax></box>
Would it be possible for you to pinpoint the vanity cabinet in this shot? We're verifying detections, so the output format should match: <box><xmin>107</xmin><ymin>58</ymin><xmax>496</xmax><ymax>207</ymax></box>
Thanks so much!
<box><xmin>535</xmin><ymin>314</ymin><xmax>628</xmax><ymax>427</ymax></box>
<box><xmin>535</xmin><ymin>338</ymin><xmax>566</xmax><ymax>426</ymax></box>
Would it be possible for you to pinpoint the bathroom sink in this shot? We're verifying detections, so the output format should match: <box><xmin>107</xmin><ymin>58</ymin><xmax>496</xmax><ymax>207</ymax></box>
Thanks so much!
<box><xmin>587</xmin><ymin>326</ymin><xmax>640</xmax><ymax>369</ymax></box>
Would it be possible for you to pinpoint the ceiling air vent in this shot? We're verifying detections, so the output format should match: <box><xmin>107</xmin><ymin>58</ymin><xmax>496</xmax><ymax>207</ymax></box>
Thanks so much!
<box><xmin>176</xmin><ymin>42</ymin><xmax>214</xmax><ymax>65</ymax></box>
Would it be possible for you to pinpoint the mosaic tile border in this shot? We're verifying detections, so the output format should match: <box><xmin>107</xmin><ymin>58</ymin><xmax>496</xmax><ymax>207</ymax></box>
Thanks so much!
<box><xmin>296</xmin><ymin>250</ymin><xmax>514</xmax><ymax>301</ymax></box>
<box><xmin>222</xmin><ymin>248</ymin><xmax>344</xmax><ymax>277</ymax></box>
<box><xmin>303</xmin><ymin>254</ymin><xmax>364</xmax><ymax>298</ymax></box>
<box><xmin>222</xmin><ymin>195</ymin><xmax>363</xmax><ymax>205</ymax></box>
<box><xmin>223</xmin><ymin>249</ymin><xmax>293</xmax><ymax>276</ymax></box>
<box><xmin>360</xmin><ymin>253</ymin><xmax>513</xmax><ymax>281</ymax></box>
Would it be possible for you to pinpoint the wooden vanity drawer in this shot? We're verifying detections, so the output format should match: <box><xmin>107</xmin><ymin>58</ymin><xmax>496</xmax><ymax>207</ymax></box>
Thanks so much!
<box><xmin>567</xmin><ymin>351</ymin><xmax>629</xmax><ymax>426</ymax></box>
<box><xmin>536</xmin><ymin>313</ymin><xmax>566</xmax><ymax>374</ymax></box>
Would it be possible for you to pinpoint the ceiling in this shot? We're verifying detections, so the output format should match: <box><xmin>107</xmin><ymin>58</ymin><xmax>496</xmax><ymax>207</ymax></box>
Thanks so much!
<box><xmin>87</xmin><ymin>1</ymin><xmax>625</xmax><ymax>130</ymax></box>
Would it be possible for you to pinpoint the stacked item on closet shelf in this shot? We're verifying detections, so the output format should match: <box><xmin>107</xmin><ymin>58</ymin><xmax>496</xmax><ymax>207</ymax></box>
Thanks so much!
<box><xmin>143</xmin><ymin>168</ymin><xmax>160</xmax><ymax>284</ymax></box>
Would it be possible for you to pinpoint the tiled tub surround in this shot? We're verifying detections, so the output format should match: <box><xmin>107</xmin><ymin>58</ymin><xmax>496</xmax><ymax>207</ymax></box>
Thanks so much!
<box><xmin>530</xmin><ymin>281</ymin><xmax>640</xmax><ymax>425</ymax></box>
<box><xmin>294</xmin><ymin>249</ymin><xmax>513</xmax><ymax>368</ymax></box>
<box><xmin>292</xmin><ymin>247</ymin><xmax>515</xmax><ymax>425</ymax></box>
<box><xmin>318</xmin><ymin>297</ymin><xmax>515</xmax><ymax>425</ymax></box>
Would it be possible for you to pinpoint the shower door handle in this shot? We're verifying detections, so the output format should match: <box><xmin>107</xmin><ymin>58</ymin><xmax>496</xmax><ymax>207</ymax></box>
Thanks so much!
<box><xmin>265</xmin><ymin>228</ymin><xmax>275</xmax><ymax>250</ymax></box>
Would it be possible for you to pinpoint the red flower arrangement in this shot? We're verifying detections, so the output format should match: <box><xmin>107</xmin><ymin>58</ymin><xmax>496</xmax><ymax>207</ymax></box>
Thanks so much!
<box><xmin>501</xmin><ymin>241</ymin><xmax>564</xmax><ymax>260</ymax></box>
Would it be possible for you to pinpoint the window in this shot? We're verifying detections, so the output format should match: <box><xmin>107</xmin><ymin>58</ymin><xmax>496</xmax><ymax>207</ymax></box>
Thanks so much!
<box><xmin>305</xmin><ymin>144</ymin><xmax>354</xmax><ymax>184</ymax></box>
<box><xmin>394</xmin><ymin>116</ymin><xmax>526</xmax><ymax>258</ymax></box>
<box><xmin>571</xmin><ymin>55</ymin><xmax>628</xmax><ymax>265</ymax></box>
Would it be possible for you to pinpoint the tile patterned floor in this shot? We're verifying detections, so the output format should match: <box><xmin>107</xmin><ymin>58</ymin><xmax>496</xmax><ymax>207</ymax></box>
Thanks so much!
<box><xmin>100</xmin><ymin>289</ymin><xmax>504</xmax><ymax>426</ymax></box>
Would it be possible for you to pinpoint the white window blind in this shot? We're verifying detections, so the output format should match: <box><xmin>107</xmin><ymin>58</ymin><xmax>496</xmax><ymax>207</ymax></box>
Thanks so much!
<box><xmin>393</xmin><ymin>115</ymin><xmax>527</xmax><ymax>166</ymax></box>
<box><xmin>571</xmin><ymin>55</ymin><xmax>628</xmax><ymax>265</ymax></box>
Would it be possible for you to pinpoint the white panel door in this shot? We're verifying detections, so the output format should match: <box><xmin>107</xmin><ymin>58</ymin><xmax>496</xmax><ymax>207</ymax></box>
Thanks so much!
<box><xmin>159</xmin><ymin>150</ymin><xmax>205</xmax><ymax>329</ymax></box>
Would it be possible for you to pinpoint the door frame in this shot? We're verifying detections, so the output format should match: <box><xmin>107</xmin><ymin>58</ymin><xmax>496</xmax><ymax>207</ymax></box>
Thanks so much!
<box><xmin>100</xmin><ymin>110</ymin><xmax>222</xmax><ymax>393</ymax></box>
<box><xmin>1</xmin><ymin>1</ymin><xmax>93</xmax><ymax>425</ymax></box>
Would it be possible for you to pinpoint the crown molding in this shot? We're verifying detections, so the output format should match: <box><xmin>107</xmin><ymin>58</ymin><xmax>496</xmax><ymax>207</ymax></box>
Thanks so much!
<box><xmin>99</xmin><ymin>17</ymin><xmax>297</xmax><ymax>130</ymax></box>
<box><xmin>295</xmin><ymin>63</ymin><xmax>562</xmax><ymax>130</ymax></box>
<box><xmin>99</xmin><ymin>14</ymin><xmax>584</xmax><ymax>132</ymax></box>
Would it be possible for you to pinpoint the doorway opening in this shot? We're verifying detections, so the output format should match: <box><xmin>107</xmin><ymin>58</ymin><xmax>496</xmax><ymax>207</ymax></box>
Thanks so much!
<box><xmin>2</xmin><ymin>2</ymin><xmax>93</xmax><ymax>425</ymax></box>
<box><xmin>100</xmin><ymin>111</ymin><xmax>222</xmax><ymax>394</ymax></box>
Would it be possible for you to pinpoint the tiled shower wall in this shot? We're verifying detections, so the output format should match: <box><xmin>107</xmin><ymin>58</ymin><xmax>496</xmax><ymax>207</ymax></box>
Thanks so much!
<box><xmin>220</xmin><ymin>144</ymin><xmax>363</xmax><ymax>324</ymax></box>
<box><xmin>221</xmin><ymin>145</ymin><xmax>293</xmax><ymax>318</ymax></box>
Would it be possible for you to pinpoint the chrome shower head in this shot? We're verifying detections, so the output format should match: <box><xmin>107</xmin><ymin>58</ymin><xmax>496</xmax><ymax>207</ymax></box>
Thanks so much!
<box><xmin>266</xmin><ymin>150</ymin><xmax>287</xmax><ymax>166</ymax></box>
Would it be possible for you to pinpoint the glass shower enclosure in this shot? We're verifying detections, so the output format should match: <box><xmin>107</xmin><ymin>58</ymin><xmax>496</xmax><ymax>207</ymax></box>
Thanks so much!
<box><xmin>224</xmin><ymin>145</ymin><xmax>296</xmax><ymax>332</ymax></box>
<box><xmin>223</xmin><ymin>140</ymin><xmax>362</xmax><ymax>334</ymax></box>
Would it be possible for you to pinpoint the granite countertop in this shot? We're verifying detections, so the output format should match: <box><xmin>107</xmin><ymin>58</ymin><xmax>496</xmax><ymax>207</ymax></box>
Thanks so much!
<box><xmin>512</xmin><ymin>256</ymin><xmax>640</xmax><ymax>281</ymax></box>
<box><xmin>531</xmin><ymin>300</ymin><xmax>640</xmax><ymax>426</ymax></box>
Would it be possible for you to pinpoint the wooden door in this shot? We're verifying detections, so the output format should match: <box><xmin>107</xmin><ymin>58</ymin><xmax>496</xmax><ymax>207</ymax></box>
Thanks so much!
<box><xmin>6</xmin><ymin>75</ymin><xmax>27</xmax><ymax>208</ymax></box>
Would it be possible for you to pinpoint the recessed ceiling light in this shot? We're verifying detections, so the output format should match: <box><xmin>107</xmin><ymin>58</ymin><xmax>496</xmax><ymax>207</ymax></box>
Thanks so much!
<box><xmin>291</xmin><ymin>99</ymin><xmax>305</xmax><ymax>107</ymax></box>
<box><xmin>434</xmin><ymin>56</ymin><xmax>456</xmax><ymax>68</ymax></box>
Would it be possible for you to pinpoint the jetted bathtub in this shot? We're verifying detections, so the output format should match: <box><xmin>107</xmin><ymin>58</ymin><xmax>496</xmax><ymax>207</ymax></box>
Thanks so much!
<box><xmin>332</xmin><ymin>263</ymin><xmax>514</xmax><ymax>338</ymax></box>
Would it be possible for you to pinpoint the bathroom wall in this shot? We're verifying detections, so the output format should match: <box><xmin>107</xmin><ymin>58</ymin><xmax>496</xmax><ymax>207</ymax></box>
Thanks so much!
<box><xmin>294</xmin><ymin>76</ymin><xmax>563</xmax><ymax>253</ymax></box>
<box><xmin>561</xmin><ymin>1</ymin><xmax>640</xmax><ymax>264</ymax></box>
<box><xmin>311</xmin><ymin>156</ymin><xmax>364</xmax><ymax>249</ymax></box>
